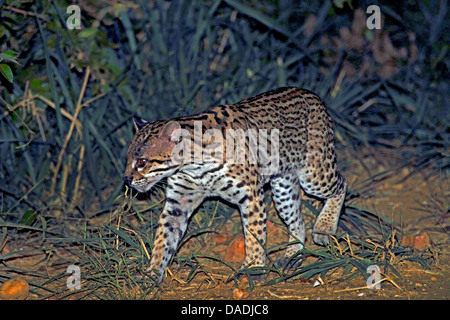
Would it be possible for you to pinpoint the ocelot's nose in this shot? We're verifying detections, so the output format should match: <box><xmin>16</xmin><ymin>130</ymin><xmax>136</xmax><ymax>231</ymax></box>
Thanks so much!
<box><xmin>123</xmin><ymin>176</ymin><xmax>133</xmax><ymax>186</ymax></box>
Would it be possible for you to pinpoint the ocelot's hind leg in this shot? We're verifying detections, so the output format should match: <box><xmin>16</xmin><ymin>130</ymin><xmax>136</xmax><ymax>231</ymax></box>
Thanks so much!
<box><xmin>311</xmin><ymin>174</ymin><xmax>347</xmax><ymax>245</ymax></box>
<box><xmin>298</xmin><ymin>166</ymin><xmax>347</xmax><ymax>246</ymax></box>
<box><xmin>297</xmin><ymin>121</ymin><xmax>347</xmax><ymax>246</ymax></box>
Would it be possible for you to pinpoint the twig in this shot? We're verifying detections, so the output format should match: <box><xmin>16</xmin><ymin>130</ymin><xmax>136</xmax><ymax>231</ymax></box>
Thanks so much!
<box><xmin>334</xmin><ymin>277</ymin><xmax>402</xmax><ymax>292</ymax></box>
<box><xmin>267</xmin><ymin>290</ymin><xmax>305</xmax><ymax>300</ymax></box>
<box><xmin>4</xmin><ymin>94</ymin><xmax>83</xmax><ymax>135</ymax></box>
<box><xmin>81</xmin><ymin>92</ymin><xmax>108</xmax><ymax>108</ymax></box>
<box><xmin>167</xmin><ymin>268</ymin><xmax>187</xmax><ymax>285</ymax></box>
<box><xmin>357</xmin><ymin>98</ymin><xmax>378</xmax><ymax>113</ymax></box>
<box><xmin>345</xmin><ymin>234</ymin><xmax>354</xmax><ymax>257</ymax></box>
<box><xmin>51</xmin><ymin>67</ymin><xmax>90</xmax><ymax>195</ymax></box>
<box><xmin>329</xmin><ymin>234</ymin><xmax>343</xmax><ymax>255</ymax></box>
<box><xmin>3</xmin><ymin>5</ymin><xmax>51</xmax><ymax>22</ymax></box>
<box><xmin>71</xmin><ymin>145</ymin><xmax>86</xmax><ymax>205</ymax></box>
<box><xmin>119</xmin><ymin>225</ymin><xmax>151</xmax><ymax>260</ymax></box>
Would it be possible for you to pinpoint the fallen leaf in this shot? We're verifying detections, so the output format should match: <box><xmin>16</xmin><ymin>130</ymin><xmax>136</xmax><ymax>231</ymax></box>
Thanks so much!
<box><xmin>401</xmin><ymin>232</ymin><xmax>431</xmax><ymax>250</ymax></box>
<box><xmin>0</xmin><ymin>277</ymin><xmax>30</xmax><ymax>300</ymax></box>
<box><xmin>225</xmin><ymin>235</ymin><xmax>245</xmax><ymax>262</ymax></box>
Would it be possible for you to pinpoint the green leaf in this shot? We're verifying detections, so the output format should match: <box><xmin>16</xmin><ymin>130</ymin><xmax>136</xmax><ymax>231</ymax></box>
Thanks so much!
<box><xmin>4</xmin><ymin>50</ymin><xmax>16</xmax><ymax>56</ymax></box>
<box><xmin>0</xmin><ymin>63</ymin><xmax>13</xmax><ymax>83</ymax></box>
<box><xmin>78</xmin><ymin>27</ymin><xmax>97</xmax><ymax>38</ymax></box>
<box><xmin>20</xmin><ymin>209</ymin><xmax>39</xmax><ymax>226</ymax></box>
<box><xmin>0</xmin><ymin>50</ymin><xmax>19</xmax><ymax>64</ymax></box>
<box><xmin>105</xmin><ymin>225</ymin><xmax>140</xmax><ymax>250</ymax></box>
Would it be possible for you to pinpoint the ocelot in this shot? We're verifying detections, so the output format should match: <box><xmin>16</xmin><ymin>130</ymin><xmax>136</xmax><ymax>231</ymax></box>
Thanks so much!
<box><xmin>123</xmin><ymin>87</ymin><xmax>347</xmax><ymax>283</ymax></box>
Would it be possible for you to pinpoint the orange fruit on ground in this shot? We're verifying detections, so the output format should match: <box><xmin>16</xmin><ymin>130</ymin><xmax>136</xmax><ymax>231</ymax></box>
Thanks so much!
<box><xmin>0</xmin><ymin>277</ymin><xmax>30</xmax><ymax>300</ymax></box>
<box><xmin>232</xmin><ymin>288</ymin><xmax>249</xmax><ymax>300</ymax></box>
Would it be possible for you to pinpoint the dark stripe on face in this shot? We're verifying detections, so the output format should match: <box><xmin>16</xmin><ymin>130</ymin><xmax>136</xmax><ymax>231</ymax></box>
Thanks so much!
<box><xmin>149</xmin><ymin>159</ymin><xmax>167</xmax><ymax>165</ymax></box>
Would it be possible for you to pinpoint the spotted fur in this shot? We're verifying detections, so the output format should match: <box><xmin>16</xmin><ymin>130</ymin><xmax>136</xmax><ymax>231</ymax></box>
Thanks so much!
<box><xmin>123</xmin><ymin>87</ymin><xmax>347</xmax><ymax>283</ymax></box>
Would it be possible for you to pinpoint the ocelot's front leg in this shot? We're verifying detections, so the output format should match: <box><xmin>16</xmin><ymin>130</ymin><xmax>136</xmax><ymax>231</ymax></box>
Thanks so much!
<box><xmin>146</xmin><ymin>177</ymin><xmax>204</xmax><ymax>283</ymax></box>
<box><xmin>237</xmin><ymin>186</ymin><xmax>267</xmax><ymax>281</ymax></box>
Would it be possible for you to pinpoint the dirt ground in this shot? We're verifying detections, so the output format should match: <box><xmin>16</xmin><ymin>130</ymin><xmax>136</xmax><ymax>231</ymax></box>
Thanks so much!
<box><xmin>1</xmin><ymin>148</ymin><xmax>448</xmax><ymax>300</ymax></box>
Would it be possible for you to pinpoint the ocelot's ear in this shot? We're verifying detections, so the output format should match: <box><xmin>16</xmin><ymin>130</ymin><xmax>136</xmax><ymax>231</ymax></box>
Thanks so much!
<box><xmin>160</xmin><ymin>121</ymin><xmax>181</xmax><ymax>141</ymax></box>
<box><xmin>133</xmin><ymin>115</ymin><xmax>149</xmax><ymax>131</ymax></box>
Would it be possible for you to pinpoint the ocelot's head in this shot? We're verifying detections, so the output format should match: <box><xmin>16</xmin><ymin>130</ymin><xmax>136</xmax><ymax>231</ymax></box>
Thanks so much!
<box><xmin>123</xmin><ymin>116</ymin><xmax>182</xmax><ymax>193</ymax></box>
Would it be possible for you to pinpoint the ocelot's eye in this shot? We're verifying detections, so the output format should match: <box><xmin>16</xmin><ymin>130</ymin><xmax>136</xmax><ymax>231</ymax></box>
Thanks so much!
<box><xmin>135</xmin><ymin>158</ymin><xmax>148</xmax><ymax>169</ymax></box>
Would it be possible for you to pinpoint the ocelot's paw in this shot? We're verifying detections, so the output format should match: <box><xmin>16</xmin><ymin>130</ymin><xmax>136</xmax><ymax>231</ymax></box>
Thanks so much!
<box><xmin>143</xmin><ymin>266</ymin><xmax>164</xmax><ymax>284</ymax></box>
<box><xmin>234</xmin><ymin>272</ymin><xmax>265</xmax><ymax>283</ymax></box>
<box><xmin>312</xmin><ymin>231</ymin><xmax>330</xmax><ymax>246</ymax></box>
<box><xmin>274</xmin><ymin>255</ymin><xmax>305</xmax><ymax>271</ymax></box>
